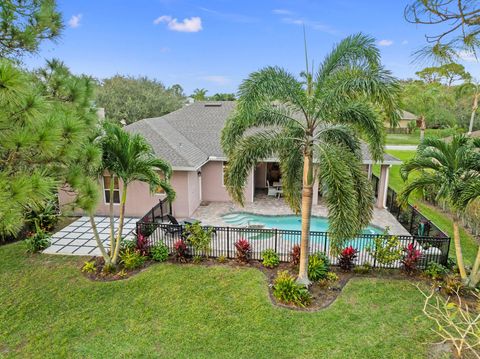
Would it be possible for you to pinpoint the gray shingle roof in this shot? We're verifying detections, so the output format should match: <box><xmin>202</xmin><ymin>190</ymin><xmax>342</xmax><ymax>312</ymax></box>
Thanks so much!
<box><xmin>125</xmin><ymin>101</ymin><xmax>401</xmax><ymax>169</ymax></box>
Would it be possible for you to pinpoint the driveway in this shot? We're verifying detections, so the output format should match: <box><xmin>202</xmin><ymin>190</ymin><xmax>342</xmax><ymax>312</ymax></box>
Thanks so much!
<box><xmin>43</xmin><ymin>216</ymin><xmax>138</xmax><ymax>256</ymax></box>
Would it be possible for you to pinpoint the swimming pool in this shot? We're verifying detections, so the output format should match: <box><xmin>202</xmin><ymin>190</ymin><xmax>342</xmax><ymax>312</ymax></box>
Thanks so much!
<box><xmin>221</xmin><ymin>213</ymin><xmax>383</xmax><ymax>235</ymax></box>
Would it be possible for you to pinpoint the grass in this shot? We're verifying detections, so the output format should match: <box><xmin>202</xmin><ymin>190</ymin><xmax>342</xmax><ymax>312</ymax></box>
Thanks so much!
<box><xmin>385</xmin><ymin>128</ymin><xmax>463</xmax><ymax>146</ymax></box>
<box><xmin>0</xmin><ymin>242</ymin><xmax>435</xmax><ymax>358</ymax></box>
<box><xmin>374</xmin><ymin>150</ymin><xmax>479</xmax><ymax>264</ymax></box>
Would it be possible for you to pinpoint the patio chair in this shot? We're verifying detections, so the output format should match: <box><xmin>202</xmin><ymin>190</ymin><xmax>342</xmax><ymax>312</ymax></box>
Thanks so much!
<box><xmin>166</xmin><ymin>214</ymin><xmax>216</xmax><ymax>236</ymax></box>
<box><xmin>267</xmin><ymin>181</ymin><xmax>279</xmax><ymax>197</ymax></box>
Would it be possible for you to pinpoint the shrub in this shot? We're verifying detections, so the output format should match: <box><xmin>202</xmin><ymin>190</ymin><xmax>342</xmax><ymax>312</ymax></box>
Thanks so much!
<box><xmin>25</xmin><ymin>200</ymin><xmax>59</xmax><ymax>232</ymax></box>
<box><xmin>424</xmin><ymin>261</ymin><xmax>448</xmax><ymax>280</ymax></box>
<box><xmin>24</xmin><ymin>229</ymin><xmax>51</xmax><ymax>253</ymax></box>
<box><xmin>290</xmin><ymin>245</ymin><xmax>300</xmax><ymax>265</ymax></box>
<box><xmin>102</xmin><ymin>262</ymin><xmax>116</xmax><ymax>274</ymax></box>
<box><xmin>121</xmin><ymin>239</ymin><xmax>137</xmax><ymax>253</ymax></box>
<box><xmin>401</xmin><ymin>243</ymin><xmax>422</xmax><ymax>274</ymax></box>
<box><xmin>367</xmin><ymin>232</ymin><xmax>402</xmax><ymax>266</ymax></box>
<box><xmin>192</xmin><ymin>255</ymin><xmax>202</xmax><ymax>264</ymax></box>
<box><xmin>217</xmin><ymin>255</ymin><xmax>227</xmax><ymax>263</ymax></box>
<box><xmin>326</xmin><ymin>271</ymin><xmax>339</xmax><ymax>282</ymax></box>
<box><xmin>308</xmin><ymin>252</ymin><xmax>330</xmax><ymax>282</ymax></box>
<box><xmin>120</xmin><ymin>249</ymin><xmax>146</xmax><ymax>270</ymax></box>
<box><xmin>185</xmin><ymin>222</ymin><xmax>213</xmax><ymax>257</ymax></box>
<box><xmin>234</xmin><ymin>238</ymin><xmax>251</xmax><ymax>263</ymax></box>
<box><xmin>150</xmin><ymin>242</ymin><xmax>169</xmax><ymax>262</ymax></box>
<box><xmin>338</xmin><ymin>246</ymin><xmax>357</xmax><ymax>271</ymax></box>
<box><xmin>136</xmin><ymin>233</ymin><xmax>150</xmax><ymax>256</ymax></box>
<box><xmin>353</xmin><ymin>262</ymin><xmax>372</xmax><ymax>274</ymax></box>
<box><xmin>81</xmin><ymin>261</ymin><xmax>96</xmax><ymax>273</ymax></box>
<box><xmin>262</xmin><ymin>249</ymin><xmax>280</xmax><ymax>268</ymax></box>
<box><xmin>442</xmin><ymin>274</ymin><xmax>464</xmax><ymax>295</ymax></box>
<box><xmin>272</xmin><ymin>271</ymin><xmax>312</xmax><ymax>307</ymax></box>
<box><xmin>173</xmin><ymin>240</ymin><xmax>188</xmax><ymax>262</ymax></box>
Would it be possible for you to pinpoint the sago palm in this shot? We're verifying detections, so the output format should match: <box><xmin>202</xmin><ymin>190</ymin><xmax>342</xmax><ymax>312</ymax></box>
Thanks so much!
<box><xmin>221</xmin><ymin>33</ymin><xmax>400</xmax><ymax>285</ymax></box>
<box><xmin>101</xmin><ymin>123</ymin><xmax>175</xmax><ymax>264</ymax></box>
<box><xmin>399</xmin><ymin>135</ymin><xmax>480</xmax><ymax>287</ymax></box>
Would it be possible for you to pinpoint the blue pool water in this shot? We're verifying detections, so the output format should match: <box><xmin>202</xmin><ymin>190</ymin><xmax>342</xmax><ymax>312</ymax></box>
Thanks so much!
<box><xmin>222</xmin><ymin>213</ymin><xmax>383</xmax><ymax>235</ymax></box>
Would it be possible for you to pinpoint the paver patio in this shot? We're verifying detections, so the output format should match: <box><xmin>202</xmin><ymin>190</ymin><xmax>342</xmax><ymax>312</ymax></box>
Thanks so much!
<box><xmin>43</xmin><ymin>216</ymin><xmax>138</xmax><ymax>256</ymax></box>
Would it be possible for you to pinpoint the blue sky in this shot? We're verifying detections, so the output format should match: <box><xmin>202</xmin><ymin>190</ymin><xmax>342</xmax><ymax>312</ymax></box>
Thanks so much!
<box><xmin>24</xmin><ymin>0</ymin><xmax>480</xmax><ymax>95</ymax></box>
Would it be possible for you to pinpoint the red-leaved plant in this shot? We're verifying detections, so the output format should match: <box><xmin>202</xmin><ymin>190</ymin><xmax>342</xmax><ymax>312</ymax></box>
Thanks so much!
<box><xmin>290</xmin><ymin>244</ymin><xmax>301</xmax><ymax>266</ymax></box>
<box><xmin>402</xmin><ymin>242</ymin><xmax>422</xmax><ymax>274</ymax></box>
<box><xmin>234</xmin><ymin>238</ymin><xmax>251</xmax><ymax>263</ymax></box>
<box><xmin>338</xmin><ymin>246</ymin><xmax>357</xmax><ymax>271</ymax></box>
<box><xmin>136</xmin><ymin>233</ymin><xmax>150</xmax><ymax>256</ymax></box>
<box><xmin>174</xmin><ymin>240</ymin><xmax>188</xmax><ymax>262</ymax></box>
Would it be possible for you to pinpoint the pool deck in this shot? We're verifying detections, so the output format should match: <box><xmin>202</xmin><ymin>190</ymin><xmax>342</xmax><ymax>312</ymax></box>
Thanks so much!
<box><xmin>191</xmin><ymin>194</ymin><xmax>410</xmax><ymax>236</ymax></box>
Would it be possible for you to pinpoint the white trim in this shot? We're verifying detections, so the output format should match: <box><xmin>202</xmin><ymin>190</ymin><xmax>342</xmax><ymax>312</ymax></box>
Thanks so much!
<box><xmin>209</xmin><ymin>157</ymin><xmax>402</xmax><ymax>166</ymax></box>
<box><xmin>382</xmin><ymin>165</ymin><xmax>390</xmax><ymax>209</ymax></box>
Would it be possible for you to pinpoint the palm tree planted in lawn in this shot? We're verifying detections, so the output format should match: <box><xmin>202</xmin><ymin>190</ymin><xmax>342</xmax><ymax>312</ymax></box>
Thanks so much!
<box><xmin>221</xmin><ymin>33</ymin><xmax>400</xmax><ymax>285</ymax></box>
<box><xmin>399</xmin><ymin>135</ymin><xmax>480</xmax><ymax>287</ymax></box>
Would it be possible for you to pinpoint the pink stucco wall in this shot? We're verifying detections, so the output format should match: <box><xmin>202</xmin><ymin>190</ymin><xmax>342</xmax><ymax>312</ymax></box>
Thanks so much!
<box><xmin>200</xmin><ymin>160</ymin><xmax>254</xmax><ymax>203</ymax></box>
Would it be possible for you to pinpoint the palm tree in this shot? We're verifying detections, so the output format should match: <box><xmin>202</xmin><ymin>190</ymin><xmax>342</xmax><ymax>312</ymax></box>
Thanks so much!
<box><xmin>399</xmin><ymin>135</ymin><xmax>480</xmax><ymax>287</ymax></box>
<box><xmin>457</xmin><ymin>80</ymin><xmax>479</xmax><ymax>135</ymax></box>
<box><xmin>100</xmin><ymin>123</ymin><xmax>175</xmax><ymax>265</ymax></box>
<box><xmin>221</xmin><ymin>33</ymin><xmax>400</xmax><ymax>285</ymax></box>
<box><xmin>192</xmin><ymin>88</ymin><xmax>208</xmax><ymax>101</ymax></box>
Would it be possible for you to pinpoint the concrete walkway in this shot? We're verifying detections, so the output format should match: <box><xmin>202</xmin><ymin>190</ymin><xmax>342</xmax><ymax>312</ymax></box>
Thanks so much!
<box><xmin>385</xmin><ymin>145</ymin><xmax>417</xmax><ymax>151</ymax></box>
<box><xmin>43</xmin><ymin>216</ymin><xmax>138</xmax><ymax>256</ymax></box>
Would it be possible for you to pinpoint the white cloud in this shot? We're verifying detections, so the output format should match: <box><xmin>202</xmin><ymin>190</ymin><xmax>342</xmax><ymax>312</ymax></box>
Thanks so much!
<box><xmin>199</xmin><ymin>75</ymin><xmax>230</xmax><ymax>85</ymax></box>
<box><xmin>153</xmin><ymin>15</ymin><xmax>202</xmax><ymax>32</ymax></box>
<box><xmin>401</xmin><ymin>40</ymin><xmax>409</xmax><ymax>45</ymax></box>
<box><xmin>68</xmin><ymin>14</ymin><xmax>82</xmax><ymax>28</ymax></box>
<box><xmin>272</xmin><ymin>9</ymin><xmax>293</xmax><ymax>15</ymax></box>
<box><xmin>378</xmin><ymin>39</ymin><xmax>394</xmax><ymax>47</ymax></box>
<box><xmin>281</xmin><ymin>17</ymin><xmax>336</xmax><ymax>34</ymax></box>
<box><xmin>458</xmin><ymin>50</ymin><xmax>478</xmax><ymax>62</ymax></box>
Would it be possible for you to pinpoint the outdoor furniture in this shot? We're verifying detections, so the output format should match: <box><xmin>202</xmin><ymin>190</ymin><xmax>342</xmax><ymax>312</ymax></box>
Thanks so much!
<box><xmin>267</xmin><ymin>180</ymin><xmax>279</xmax><ymax>197</ymax></box>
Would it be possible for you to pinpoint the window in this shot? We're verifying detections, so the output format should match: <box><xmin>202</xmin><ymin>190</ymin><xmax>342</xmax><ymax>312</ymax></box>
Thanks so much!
<box><xmin>103</xmin><ymin>175</ymin><xmax>120</xmax><ymax>204</ymax></box>
<box><xmin>222</xmin><ymin>161</ymin><xmax>228</xmax><ymax>186</ymax></box>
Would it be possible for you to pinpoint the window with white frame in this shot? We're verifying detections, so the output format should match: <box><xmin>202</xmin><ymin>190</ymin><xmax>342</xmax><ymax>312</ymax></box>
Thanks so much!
<box><xmin>103</xmin><ymin>175</ymin><xmax>120</xmax><ymax>204</ymax></box>
<box><xmin>155</xmin><ymin>171</ymin><xmax>165</xmax><ymax>194</ymax></box>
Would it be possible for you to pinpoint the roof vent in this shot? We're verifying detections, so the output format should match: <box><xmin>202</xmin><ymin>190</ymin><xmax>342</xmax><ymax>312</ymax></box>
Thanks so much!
<box><xmin>204</xmin><ymin>103</ymin><xmax>222</xmax><ymax>107</ymax></box>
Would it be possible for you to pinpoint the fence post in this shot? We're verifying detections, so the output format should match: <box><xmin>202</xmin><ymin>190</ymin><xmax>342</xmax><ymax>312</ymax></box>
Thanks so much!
<box><xmin>151</xmin><ymin>209</ymin><xmax>155</xmax><ymax>223</ymax></box>
<box><xmin>274</xmin><ymin>229</ymin><xmax>278</xmax><ymax>253</ymax></box>
<box><xmin>226</xmin><ymin>227</ymin><xmax>230</xmax><ymax>259</ymax></box>
<box><xmin>409</xmin><ymin>207</ymin><xmax>415</xmax><ymax>234</ymax></box>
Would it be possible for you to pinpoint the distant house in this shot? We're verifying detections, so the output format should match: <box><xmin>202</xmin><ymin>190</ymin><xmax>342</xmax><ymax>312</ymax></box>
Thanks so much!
<box><xmin>385</xmin><ymin>110</ymin><xmax>418</xmax><ymax>129</ymax></box>
<box><xmin>58</xmin><ymin>102</ymin><xmax>400</xmax><ymax>219</ymax></box>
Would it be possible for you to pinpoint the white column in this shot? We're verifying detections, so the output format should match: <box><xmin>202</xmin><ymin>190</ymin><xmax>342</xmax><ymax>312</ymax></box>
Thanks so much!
<box><xmin>367</xmin><ymin>163</ymin><xmax>373</xmax><ymax>180</ymax></box>
<box><xmin>312</xmin><ymin>178</ymin><xmax>319</xmax><ymax>206</ymax></box>
<box><xmin>376</xmin><ymin>164</ymin><xmax>390</xmax><ymax>209</ymax></box>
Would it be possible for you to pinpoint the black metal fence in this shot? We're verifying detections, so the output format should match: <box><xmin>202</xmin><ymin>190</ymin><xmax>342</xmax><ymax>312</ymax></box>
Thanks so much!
<box><xmin>136</xmin><ymin>222</ymin><xmax>450</xmax><ymax>269</ymax></box>
<box><xmin>371</xmin><ymin>175</ymin><xmax>449</xmax><ymax>239</ymax></box>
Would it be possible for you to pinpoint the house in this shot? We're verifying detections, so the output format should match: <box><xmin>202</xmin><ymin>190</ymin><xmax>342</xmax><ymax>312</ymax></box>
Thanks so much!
<box><xmin>58</xmin><ymin>101</ymin><xmax>401</xmax><ymax>219</ymax></box>
<box><xmin>384</xmin><ymin>110</ymin><xmax>418</xmax><ymax>129</ymax></box>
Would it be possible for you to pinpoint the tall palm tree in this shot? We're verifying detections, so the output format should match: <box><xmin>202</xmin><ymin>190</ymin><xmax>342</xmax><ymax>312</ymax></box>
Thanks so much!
<box><xmin>457</xmin><ymin>80</ymin><xmax>479</xmax><ymax>135</ymax></box>
<box><xmin>192</xmin><ymin>88</ymin><xmax>208</xmax><ymax>102</ymax></box>
<box><xmin>101</xmin><ymin>123</ymin><xmax>176</xmax><ymax>264</ymax></box>
<box><xmin>221</xmin><ymin>33</ymin><xmax>400</xmax><ymax>285</ymax></box>
<box><xmin>399</xmin><ymin>135</ymin><xmax>480</xmax><ymax>287</ymax></box>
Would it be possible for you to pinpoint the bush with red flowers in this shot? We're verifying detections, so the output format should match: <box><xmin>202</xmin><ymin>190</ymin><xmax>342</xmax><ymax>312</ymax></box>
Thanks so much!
<box><xmin>290</xmin><ymin>244</ymin><xmax>301</xmax><ymax>265</ymax></box>
<box><xmin>234</xmin><ymin>238</ymin><xmax>251</xmax><ymax>263</ymax></box>
<box><xmin>173</xmin><ymin>240</ymin><xmax>188</xmax><ymax>262</ymax></box>
<box><xmin>136</xmin><ymin>233</ymin><xmax>150</xmax><ymax>256</ymax></box>
<box><xmin>338</xmin><ymin>246</ymin><xmax>357</xmax><ymax>271</ymax></box>
<box><xmin>402</xmin><ymin>242</ymin><xmax>422</xmax><ymax>274</ymax></box>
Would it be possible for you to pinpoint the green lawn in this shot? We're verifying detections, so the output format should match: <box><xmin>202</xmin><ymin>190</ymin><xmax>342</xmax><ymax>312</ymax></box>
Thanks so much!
<box><xmin>385</xmin><ymin>128</ymin><xmax>463</xmax><ymax>146</ymax></box>
<box><xmin>374</xmin><ymin>150</ymin><xmax>479</xmax><ymax>264</ymax></box>
<box><xmin>0</xmin><ymin>242</ymin><xmax>435</xmax><ymax>358</ymax></box>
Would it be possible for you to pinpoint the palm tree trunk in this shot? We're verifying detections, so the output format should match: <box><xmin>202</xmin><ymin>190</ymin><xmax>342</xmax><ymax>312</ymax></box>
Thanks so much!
<box><xmin>109</xmin><ymin>174</ymin><xmax>115</xmax><ymax>255</ymax></box>
<box><xmin>111</xmin><ymin>185</ymin><xmax>128</xmax><ymax>265</ymax></box>
<box><xmin>467</xmin><ymin>247</ymin><xmax>480</xmax><ymax>287</ymax></box>
<box><xmin>89</xmin><ymin>214</ymin><xmax>111</xmax><ymax>264</ymax></box>
<box><xmin>297</xmin><ymin>151</ymin><xmax>313</xmax><ymax>286</ymax></box>
<box><xmin>468</xmin><ymin>94</ymin><xmax>478</xmax><ymax>135</ymax></box>
<box><xmin>453</xmin><ymin>217</ymin><xmax>467</xmax><ymax>281</ymax></box>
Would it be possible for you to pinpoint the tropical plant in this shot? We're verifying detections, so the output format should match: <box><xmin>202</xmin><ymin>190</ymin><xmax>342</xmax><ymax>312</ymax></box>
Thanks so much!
<box><xmin>353</xmin><ymin>262</ymin><xmax>372</xmax><ymax>274</ymax></box>
<box><xmin>399</xmin><ymin>135</ymin><xmax>480</xmax><ymax>287</ymax></box>
<box><xmin>192</xmin><ymin>88</ymin><xmax>208</xmax><ymax>101</ymax></box>
<box><xmin>96</xmin><ymin>75</ymin><xmax>185</xmax><ymax>125</ymax></box>
<box><xmin>338</xmin><ymin>246</ymin><xmax>358</xmax><ymax>271</ymax></box>
<box><xmin>173</xmin><ymin>240</ymin><xmax>188</xmax><ymax>262</ymax></box>
<box><xmin>150</xmin><ymin>242</ymin><xmax>169</xmax><ymax>262</ymax></box>
<box><xmin>81</xmin><ymin>261</ymin><xmax>96</xmax><ymax>274</ymax></box>
<box><xmin>184</xmin><ymin>222</ymin><xmax>213</xmax><ymax>257</ymax></box>
<box><xmin>457</xmin><ymin>79</ymin><xmax>479</xmax><ymax>134</ymax></box>
<box><xmin>234</xmin><ymin>238</ymin><xmax>251</xmax><ymax>263</ymax></box>
<box><xmin>261</xmin><ymin>249</ymin><xmax>280</xmax><ymax>268</ymax></box>
<box><xmin>0</xmin><ymin>0</ymin><xmax>62</xmax><ymax>59</ymax></box>
<box><xmin>308</xmin><ymin>252</ymin><xmax>330</xmax><ymax>282</ymax></box>
<box><xmin>367</xmin><ymin>232</ymin><xmax>402</xmax><ymax>266</ymax></box>
<box><xmin>24</xmin><ymin>199</ymin><xmax>59</xmax><ymax>233</ymax></box>
<box><xmin>221</xmin><ymin>33</ymin><xmax>399</xmax><ymax>284</ymax></box>
<box><xmin>136</xmin><ymin>233</ymin><xmax>150</xmax><ymax>256</ymax></box>
<box><xmin>424</xmin><ymin>261</ymin><xmax>448</xmax><ymax>280</ymax></box>
<box><xmin>290</xmin><ymin>244</ymin><xmax>301</xmax><ymax>265</ymax></box>
<box><xmin>24</xmin><ymin>226</ymin><xmax>51</xmax><ymax>253</ymax></box>
<box><xmin>80</xmin><ymin>122</ymin><xmax>175</xmax><ymax>266</ymax></box>
<box><xmin>120</xmin><ymin>249</ymin><xmax>146</xmax><ymax>270</ymax></box>
<box><xmin>401</xmin><ymin>243</ymin><xmax>422</xmax><ymax>274</ymax></box>
<box><xmin>272</xmin><ymin>271</ymin><xmax>312</xmax><ymax>307</ymax></box>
